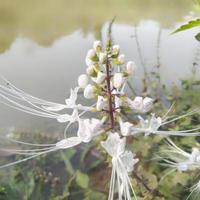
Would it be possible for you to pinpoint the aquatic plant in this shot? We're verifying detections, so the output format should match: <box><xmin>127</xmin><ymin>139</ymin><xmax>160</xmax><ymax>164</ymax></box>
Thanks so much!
<box><xmin>1</xmin><ymin>25</ymin><xmax>200</xmax><ymax>199</ymax></box>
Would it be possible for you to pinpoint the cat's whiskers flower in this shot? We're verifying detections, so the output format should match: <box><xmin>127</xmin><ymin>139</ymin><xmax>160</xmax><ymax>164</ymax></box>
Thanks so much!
<box><xmin>1</xmin><ymin>38</ymin><xmax>200</xmax><ymax>200</ymax></box>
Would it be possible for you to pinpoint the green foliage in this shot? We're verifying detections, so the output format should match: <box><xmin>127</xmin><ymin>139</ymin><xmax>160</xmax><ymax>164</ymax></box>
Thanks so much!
<box><xmin>173</xmin><ymin>19</ymin><xmax>200</xmax><ymax>41</ymax></box>
<box><xmin>76</xmin><ymin>170</ymin><xmax>89</xmax><ymax>189</ymax></box>
<box><xmin>173</xmin><ymin>19</ymin><xmax>200</xmax><ymax>33</ymax></box>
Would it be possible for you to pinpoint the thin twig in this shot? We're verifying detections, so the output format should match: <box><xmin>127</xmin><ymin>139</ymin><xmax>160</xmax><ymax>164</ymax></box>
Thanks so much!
<box><xmin>132</xmin><ymin>171</ymin><xmax>164</xmax><ymax>198</ymax></box>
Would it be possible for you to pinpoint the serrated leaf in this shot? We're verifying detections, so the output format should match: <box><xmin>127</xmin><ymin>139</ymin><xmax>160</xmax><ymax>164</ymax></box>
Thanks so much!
<box><xmin>173</xmin><ymin>19</ymin><xmax>200</xmax><ymax>34</ymax></box>
<box><xmin>76</xmin><ymin>170</ymin><xmax>89</xmax><ymax>189</ymax></box>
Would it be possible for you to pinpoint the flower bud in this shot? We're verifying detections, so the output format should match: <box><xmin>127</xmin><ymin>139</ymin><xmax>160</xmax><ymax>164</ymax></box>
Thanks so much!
<box><xmin>126</xmin><ymin>61</ymin><xmax>137</xmax><ymax>75</ymax></box>
<box><xmin>112</xmin><ymin>44</ymin><xmax>120</xmax><ymax>55</ymax></box>
<box><xmin>85</xmin><ymin>58</ymin><xmax>92</xmax><ymax>67</ymax></box>
<box><xmin>86</xmin><ymin>65</ymin><xmax>95</xmax><ymax>75</ymax></box>
<box><xmin>118</xmin><ymin>54</ymin><xmax>125</xmax><ymax>64</ymax></box>
<box><xmin>84</xmin><ymin>84</ymin><xmax>95</xmax><ymax>99</ymax></box>
<box><xmin>96</xmin><ymin>96</ymin><xmax>107</xmax><ymax>111</ymax></box>
<box><xmin>113</xmin><ymin>73</ymin><xmax>125</xmax><ymax>89</ymax></box>
<box><xmin>99</xmin><ymin>52</ymin><xmax>107</xmax><ymax>64</ymax></box>
<box><xmin>93</xmin><ymin>40</ymin><xmax>102</xmax><ymax>52</ymax></box>
<box><xmin>93</xmin><ymin>71</ymin><xmax>106</xmax><ymax>84</ymax></box>
<box><xmin>87</xmin><ymin>49</ymin><xmax>96</xmax><ymax>59</ymax></box>
<box><xmin>78</xmin><ymin>74</ymin><xmax>88</xmax><ymax>88</ymax></box>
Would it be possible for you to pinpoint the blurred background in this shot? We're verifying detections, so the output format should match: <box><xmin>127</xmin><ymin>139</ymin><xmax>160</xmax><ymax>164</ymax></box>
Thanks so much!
<box><xmin>0</xmin><ymin>0</ymin><xmax>200</xmax><ymax>199</ymax></box>
<box><xmin>0</xmin><ymin>0</ymin><xmax>199</xmax><ymax>132</ymax></box>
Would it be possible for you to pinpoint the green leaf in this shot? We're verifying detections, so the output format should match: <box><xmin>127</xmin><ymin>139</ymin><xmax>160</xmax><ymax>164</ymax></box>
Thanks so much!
<box><xmin>76</xmin><ymin>170</ymin><xmax>89</xmax><ymax>189</ymax></box>
<box><xmin>195</xmin><ymin>32</ymin><xmax>200</xmax><ymax>41</ymax></box>
<box><xmin>173</xmin><ymin>19</ymin><xmax>200</xmax><ymax>34</ymax></box>
<box><xmin>84</xmin><ymin>190</ymin><xmax>106</xmax><ymax>200</ymax></box>
<box><xmin>61</xmin><ymin>148</ymin><xmax>76</xmax><ymax>175</ymax></box>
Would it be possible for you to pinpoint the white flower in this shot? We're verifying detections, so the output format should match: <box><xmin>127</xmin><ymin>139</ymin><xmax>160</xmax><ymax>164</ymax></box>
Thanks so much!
<box><xmin>138</xmin><ymin>116</ymin><xmax>149</xmax><ymax>128</ymax></box>
<box><xmin>65</xmin><ymin>87</ymin><xmax>80</xmax><ymax>108</ymax></box>
<box><xmin>112</xmin><ymin>44</ymin><xmax>120</xmax><ymax>55</ymax></box>
<box><xmin>138</xmin><ymin>114</ymin><xmax>162</xmax><ymax>135</ymax></box>
<box><xmin>87</xmin><ymin>49</ymin><xmax>96</xmax><ymax>59</ymax></box>
<box><xmin>177</xmin><ymin>163</ymin><xmax>189</xmax><ymax>171</ymax></box>
<box><xmin>78</xmin><ymin>74</ymin><xmax>88</xmax><ymax>88</ymax></box>
<box><xmin>160</xmin><ymin>140</ymin><xmax>200</xmax><ymax>172</ymax></box>
<box><xmin>113</xmin><ymin>73</ymin><xmax>125</xmax><ymax>89</ymax></box>
<box><xmin>143</xmin><ymin>97</ymin><xmax>154</xmax><ymax>112</ymax></box>
<box><xmin>189</xmin><ymin>148</ymin><xmax>200</xmax><ymax>164</ymax></box>
<box><xmin>96</xmin><ymin>96</ymin><xmax>107</xmax><ymax>111</ymax></box>
<box><xmin>43</xmin><ymin>87</ymin><xmax>80</xmax><ymax>111</ymax></box>
<box><xmin>92</xmin><ymin>71</ymin><xmax>106</xmax><ymax>84</ymax></box>
<box><xmin>101</xmin><ymin>132</ymin><xmax>126</xmax><ymax>157</ymax></box>
<box><xmin>99</xmin><ymin>52</ymin><xmax>107</xmax><ymax>64</ymax></box>
<box><xmin>56</xmin><ymin>109</ymin><xmax>79</xmax><ymax>123</ymax></box>
<box><xmin>149</xmin><ymin>114</ymin><xmax>162</xmax><ymax>133</ymax></box>
<box><xmin>84</xmin><ymin>84</ymin><xmax>95</xmax><ymax>99</ymax></box>
<box><xmin>127</xmin><ymin>96</ymin><xmax>143</xmax><ymax>111</ymax></box>
<box><xmin>77</xmin><ymin>118</ymin><xmax>102</xmax><ymax>143</ymax></box>
<box><xmin>93</xmin><ymin>40</ymin><xmax>102</xmax><ymax>52</ymax></box>
<box><xmin>128</xmin><ymin>96</ymin><xmax>154</xmax><ymax>113</ymax></box>
<box><xmin>119</xmin><ymin>119</ymin><xmax>134</xmax><ymax>136</ymax></box>
<box><xmin>118</xmin><ymin>54</ymin><xmax>125</xmax><ymax>64</ymax></box>
<box><xmin>126</xmin><ymin>61</ymin><xmax>137</xmax><ymax>75</ymax></box>
<box><xmin>120</xmin><ymin>151</ymin><xmax>139</xmax><ymax>172</ymax></box>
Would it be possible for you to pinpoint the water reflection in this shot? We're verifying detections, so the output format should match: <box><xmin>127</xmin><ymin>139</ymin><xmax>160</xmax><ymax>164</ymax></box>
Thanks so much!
<box><xmin>0</xmin><ymin>21</ymin><xmax>199</xmax><ymax>133</ymax></box>
<box><xmin>0</xmin><ymin>0</ymin><xmax>194</xmax><ymax>52</ymax></box>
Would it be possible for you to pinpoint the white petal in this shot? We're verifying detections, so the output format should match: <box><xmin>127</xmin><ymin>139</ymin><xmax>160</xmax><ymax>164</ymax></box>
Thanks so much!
<box><xmin>126</xmin><ymin>61</ymin><xmax>137</xmax><ymax>75</ymax></box>
<box><xmin>56</xmin><ymin>137</ymin><xmax>82</xmax><ymax>149</ymax></box>
<box><xmin>96</xmin><ymin>72</ymin><xmax>106</xmax><ymax>84</ymax></box>
<box><xmin>113</xmin><ymin>73</ymin><xmax>124</xmax><ymax>89</ymax></box>
<box><xmin>143</xmin><ymin>97</ymin><xmax>154</xmax><ymax>112</ymax></box>
<box><xmin>84</xmin><ymin>84</ymin><xmax>95</xmax><ymax>99</ymax></box>
<box><xmin>42</xmin><ymin>104</ymin><xmax>66</xmax><ymax>111</ymax></box>
<box><xmin>93</xmin><ymin>40</ymin><xmax>102</xmax><ymax>52</ymax></box>
<box><xmin>96</xmin><ymin>96</ymin><xmax>107</xmax><ymax>111</ymax></box>
<box><xmin>87</xmin><ymin>49</ymin><xmax>96</xmax><ymax>59</ymax></box>
<box><xmin>120</xmin><ymin>151</ymin><xmax>139</xmax><ymax>172</ymax></box>
<box><xmin>120</xmin><ymin>121</ymin><xmax>133</xmax><ymax>136</ymax></box>
<box><xmin>56</xmin><ymin>114</ymin><xmax>72</xmax><ymax>123</ymax></box>
<box><xmin>118</xmin><ymin>54</ymin><xmax>125</xmax><ymax>64</ymax></box>
<box><xmin>99</xmin><ymin>52</ymin><xmax>107</xmax><ymax>64</ymax></box>
<box><xmin>101</xmin><ymin>132</ymin><xmax>126</xmax><ymax>157</ymax></box>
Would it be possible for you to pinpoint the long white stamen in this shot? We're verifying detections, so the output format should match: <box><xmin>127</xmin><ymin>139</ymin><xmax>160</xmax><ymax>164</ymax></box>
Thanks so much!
<box><xmin>0</xmin><ymin>147</ymin><xmax>57</xmax><ymax>169</ymax></box>
<box><xmin>0</xmin><ymin>76</ymin><xmax>64</xmax><ymax>106</ymax></box>
<box><xmin>0</xmin><ymin>93</ymin><xmax>60</xmax><ymax>117</ymax></box>
<box><xmin>161</xmin><ymin>108</ymin><xmax>200</xmax><ymax>126</ymax></box>
<box><xmin>0</xmin><ymin>147</ymin><xmax>54</xmax><ymax>155</ymax></box>
<box><xmin>162</xmin><ymin>102</ymin><xmax>176</xmax><ymax>121</ymax></box>
<box><xmin>0</xmin><ymin>100</ymin><xmax>58</xmax><ymax>118</ymax></box>
<box><xmin>118</xmin><ymin>158</ymin><xmax>137</xmax><ymax>200</ymax></box>
<box><xmin>1</xmin><ymin>137</ymin><xmax>55</xmax><ymax>147</ymax></box>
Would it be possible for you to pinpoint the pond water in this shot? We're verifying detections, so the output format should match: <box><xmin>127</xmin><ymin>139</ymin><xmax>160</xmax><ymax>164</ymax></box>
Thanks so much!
<box><xmin>0</xmin><ymin>0</ymin><xmax>199</xmax><ymax>134</ymax></box>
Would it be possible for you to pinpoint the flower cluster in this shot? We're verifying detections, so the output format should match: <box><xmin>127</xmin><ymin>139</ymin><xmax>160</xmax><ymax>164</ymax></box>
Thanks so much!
<box><xmin>1</xmin><ymin>39</ymin><xmax>200</xmax><ymax>199</ymax></box>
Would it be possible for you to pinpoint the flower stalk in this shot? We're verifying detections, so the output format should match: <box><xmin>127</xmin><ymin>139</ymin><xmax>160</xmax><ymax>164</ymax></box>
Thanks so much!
<box><xmin>105</xmin><ymin>58</ymin><xmax>115</xmax><ymax>129</ymax></box>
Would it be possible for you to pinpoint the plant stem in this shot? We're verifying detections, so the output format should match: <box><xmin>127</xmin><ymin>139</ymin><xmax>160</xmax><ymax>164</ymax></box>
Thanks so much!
<box><xmin>105</xmin><ymin>59</ymin><xmax>115</xmax><ymax>129</ymax></box>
